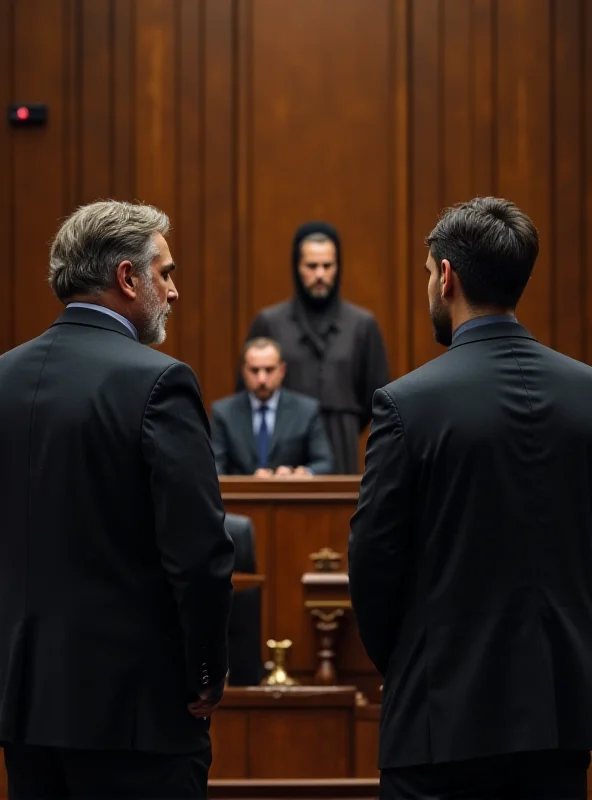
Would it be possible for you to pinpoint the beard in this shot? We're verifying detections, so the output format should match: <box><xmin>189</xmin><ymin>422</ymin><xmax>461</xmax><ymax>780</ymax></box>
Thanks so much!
<box><xmin>137</xmin><ymin>279</ymin><xmax>171</xmax><ymax>346</ymax></box>
<box><xmin>430</xmin><ymin>288</ymin><xmax>453</xmax><ymax>347</ymax></box>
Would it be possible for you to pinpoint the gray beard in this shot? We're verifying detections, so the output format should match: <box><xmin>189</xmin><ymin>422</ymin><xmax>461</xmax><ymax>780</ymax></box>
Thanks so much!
<box><xmin>138</xmin><ymin>281</ymin><xmax>170</xmax><ymax>346</ymax></box>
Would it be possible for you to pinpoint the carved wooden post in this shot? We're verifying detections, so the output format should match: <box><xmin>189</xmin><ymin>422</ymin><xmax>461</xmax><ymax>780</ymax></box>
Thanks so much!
<box><xmin>310</xmin><ymin>607</ymin><xmax>344</xmax><ymax>685</ymax></box>
<box><xmin>302</xmin><ymin>549</ymin><xmax>350</xmax><ymax>686</ymax></box>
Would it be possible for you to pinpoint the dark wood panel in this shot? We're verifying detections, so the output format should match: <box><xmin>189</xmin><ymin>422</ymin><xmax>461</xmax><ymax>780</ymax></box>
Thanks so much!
<box><xmin>390</xmin><ymin>0</ymin><xmax>412</xmax><ymax>378</ymax></box>
<box><xmin>586</xmin><ymin>0</ymin><xmax>592</xmax><ymax>364</ymax></box>
<box><xmin>410</xmin><ymin>0</ymin><xmax>442</xmax><ymax>368</ymax></box>
<box><xmin>496</xmin><ymin>0</ymin><xmax>552</xmax><ymax>343</ymax></box>
<box><xmin>471</xmin><ymin>0</ymin><xmax>495</xmax><ymax>194</ymax></box>
<box><xmin>354</xmin><ymin>704</ymin><xmax>380</xmax><ymax>777</ymax></box>
<box><xmin>442</xmin><ymin>0</ymin><xmax>472</xmax><ymax>204</ymax></box>
<box><xmin>552</xmin><ymin>0</ymin><xmax>584</xmax><ymax>360</ymax></box>
<box><xmin>134</xmin><ymin>0</ymin><xmax>180</xmax><ymax>358</ymax></box>
<box><xmin>201</xmin><ymin>0</ymin><xmax>235</xmax><ymax>408</ymax></box>
<box><xmin>112</xmin><ymin>0</ymin><xmax>135</xmax><ymax>199</ymax></box>
<box><xmin>0</xmin><ymin>0</ymin><xmax>13</xmax><ymax>355</ymax></box>
<box><xmin>13</xmin><ymin>0</ymin><xmax>68</xmax><ymax>344</ymax></box>
<box><xmin>244</xmin><ymin>0</ymin><xmax>393</xmax><ymax>353</ymax></box>
<box><xmin>79</xmin><ymin>0</ymin><xmax>112</xmax><ymax>202</ymax></box>
<box><xmin>248</xmin><ymin>710</ymin><xmax>352</xmax><ymax>778</ymax></box>
<box><xmin>176</xmin><ymin>0</ymin><xmax>204</xmax><ymax>373</ymax></box>
<box><xmin>210</xmin><ymin>710</ymin><xmax>249</xmax><ymax>778</ymax></box>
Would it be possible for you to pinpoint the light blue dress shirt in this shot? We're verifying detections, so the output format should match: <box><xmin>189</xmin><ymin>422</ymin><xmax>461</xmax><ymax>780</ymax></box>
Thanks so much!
<box><xmin>249</xmin><ymin>391</ymin><xmax>280</xmax><ymax>437</ymax></box>
<box><xmin>67</xmin><ymin>302</ymin><xmax>138</xmax><ymax>340</ymax></box>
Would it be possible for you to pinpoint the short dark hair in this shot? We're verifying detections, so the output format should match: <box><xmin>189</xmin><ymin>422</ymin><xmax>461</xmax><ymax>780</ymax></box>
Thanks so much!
<box><xmin>241</xmin><ymin>337</ymin><xmax>283</xmax><ymax>363</ymax></box>
<box><xmin>425</xmin><ymin>197</ymin><xmax>539</xmax><ymax>308</ymax></box>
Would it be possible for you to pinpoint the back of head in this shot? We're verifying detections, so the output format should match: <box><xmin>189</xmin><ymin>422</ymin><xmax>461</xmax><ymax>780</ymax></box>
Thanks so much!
<box><xmin>291</xmin><ymin>221</ymin><xmax>341</xmax><ymax>310</ymax></box>
<box><xmin>49</xmin><ymin>200</ymin><xmax>170</xmax><ymax>303</ymax></box>
<box><xmin>426</xmin><ymin>197</ymin><xmax>539</xmax><ymax>309</ymax></box>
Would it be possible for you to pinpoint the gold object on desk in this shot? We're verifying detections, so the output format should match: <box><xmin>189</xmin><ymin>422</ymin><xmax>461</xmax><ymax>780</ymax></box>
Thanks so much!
<box><xmin>261</xmin><ymin>638</ymin><xmax>299</xmax><ymax>686</ymax></box>
<box><xmin>309</xmin><ymin>547</ymin><xmax>343</xmax><ymax>572</ymax></box>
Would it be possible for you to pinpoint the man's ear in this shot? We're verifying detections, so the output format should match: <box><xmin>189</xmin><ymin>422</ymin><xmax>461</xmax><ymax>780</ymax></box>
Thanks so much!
<box><xmin>115</xmin><ymin>260</ymin><xmax>138</xmax><ymax>300</ymax></box>
<box><xmin>440</xmin><ymin>259</ymin><xmax>454</xmax><ymax>299</ymax></box>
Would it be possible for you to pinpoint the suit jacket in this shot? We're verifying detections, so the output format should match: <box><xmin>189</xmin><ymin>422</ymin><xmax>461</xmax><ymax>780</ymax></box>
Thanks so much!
<box><xmin>239</xmin><ymin>299</ymin><xmax>389</xmax><ymax>473</ymax></box>
<box><xmin>0</xmin><ymin>306</ymin><xmax>234</xmax><ymax>753</ymax></box>
<box><xmin>349</xmin><ymin>321</ymin><xmax>592</xmax><ymax>768</ymax></box>
<box><xmin>211</xmin><ymin>389</ymin><xmax>333</xmax><ymax>475</ymax></box>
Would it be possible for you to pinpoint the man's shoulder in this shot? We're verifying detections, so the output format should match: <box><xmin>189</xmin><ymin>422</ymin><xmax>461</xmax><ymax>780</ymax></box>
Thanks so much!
<box><xmin>339</xmin><ymin>300</ymin><xmax>378</xmax><ymax>324</ymax></box>
<box><xmin>0</xmin><ymin>325</ymin><xmax>188</xmax><ymax>384</ymax></box>
<box><xmin>254</xmin><ymin>300</ymin><xmax>292</xmax><ymax>321</ymax></box>
<box><xmin>382</xmin><ymin>352</ymin><xmax>450</xmax><ymax>398</ymax></box>
<box><xmin>536</xmin><ymin>341</ymin><xmax>592</xmax><ymax>382</ymax></box>
<box><xmin>281</xmin><ymin>388</ymin><xmax>319</xmax><ymax>413</ymax></box>
<box><xmin>212</xmin><ymin>391</ymin><xmax>247</xmax><ymax>416</ymax></box>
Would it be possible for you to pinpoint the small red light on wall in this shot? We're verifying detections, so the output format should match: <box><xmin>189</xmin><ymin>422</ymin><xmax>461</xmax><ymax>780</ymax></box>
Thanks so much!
<box><xmin>8</xmin><ymin>103</ymin><xmax>48</xmax><ymax>126</ymax></box>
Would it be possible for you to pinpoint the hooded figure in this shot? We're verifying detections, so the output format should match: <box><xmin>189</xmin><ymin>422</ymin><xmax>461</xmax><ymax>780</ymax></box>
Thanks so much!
<box><xmin>238</xmin><ymin>222</ymin><xmax>389</xmax><ymax>474</ymax></box>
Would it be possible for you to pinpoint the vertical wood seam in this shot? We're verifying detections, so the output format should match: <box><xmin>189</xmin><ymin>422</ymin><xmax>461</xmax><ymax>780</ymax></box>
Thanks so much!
<box><xmin>549</xmin><ymin>0</ymin><xmax>556</xmax><ymax>349</ymax></box>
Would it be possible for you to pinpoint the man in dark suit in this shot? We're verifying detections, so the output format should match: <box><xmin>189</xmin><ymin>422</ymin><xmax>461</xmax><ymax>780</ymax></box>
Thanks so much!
<box><xmin>349</xmin><ymin>197</ymin><xmax>592</xmax><ymax>799</ymax></box>
<box><xmin>213</xmin><ymin>337</ymin><xmax>333</xmax><ymax>476</ymax></box>
<box><xmin>0</xmin><ymin>200</ymin><xmax>234</xmax><ymax>798</ymax></box>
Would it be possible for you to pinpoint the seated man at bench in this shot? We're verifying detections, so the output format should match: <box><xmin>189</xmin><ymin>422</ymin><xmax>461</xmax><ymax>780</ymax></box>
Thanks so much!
<box><xmin>212</xmin><ymin>337</ymin><xmax>333</xmax><ymax>477</ymax></box>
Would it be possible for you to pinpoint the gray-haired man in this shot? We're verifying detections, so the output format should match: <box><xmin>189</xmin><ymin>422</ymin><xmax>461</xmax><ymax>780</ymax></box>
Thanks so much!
<box><xmin>0</xmin><ymin>201</ymin><xmax>234</xmax><ymax>798</ymax></box>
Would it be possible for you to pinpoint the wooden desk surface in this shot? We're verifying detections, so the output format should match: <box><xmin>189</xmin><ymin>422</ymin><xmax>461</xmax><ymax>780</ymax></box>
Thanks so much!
<box><xmin>220</xmin><ymin>476</ymin><xmax>380</xmax><ymax>700</ymax></box>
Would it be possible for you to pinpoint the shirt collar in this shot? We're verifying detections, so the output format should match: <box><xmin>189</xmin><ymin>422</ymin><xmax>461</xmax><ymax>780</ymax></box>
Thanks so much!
<box><xmin>67</xmin><ymin>302</ymin><xmax>138</xmax><ymax>340</ymax></box>
<box><xmin>452</xmin><ymin>314</ymin><xmax>517</xmax><ymax>343</ymax></box>
<box><xmin>249</xmin><ymin>390</ymin><xmax>281</xmax><ymax>412</ymax></box>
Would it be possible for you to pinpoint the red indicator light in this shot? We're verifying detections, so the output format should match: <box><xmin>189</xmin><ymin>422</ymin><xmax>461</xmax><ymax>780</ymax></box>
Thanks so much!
<box><xmin>16</xmin><ymin>106</ymin><xmax>29</xmax><ymax>121</ymax></box>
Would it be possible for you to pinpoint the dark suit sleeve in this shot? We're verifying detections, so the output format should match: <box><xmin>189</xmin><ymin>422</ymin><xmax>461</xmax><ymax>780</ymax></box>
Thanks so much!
<box><xmin>357</xmin><ymin>316</ymin><xmax>390</xmax><ymax>431</ymax></box>
<box><xmin>236</xmin><ymin>312</ymin><xmax>273</xmax><ymax>392</ymax></box>
<box><xmin>210</xmin><ymin>405</ymin><xmax>229</xmax><ymax>475</ymax></box>
<box><xmin>348</xmin><ymin>388</ymin><xmax>412</xmax><ymax>675</ymax></box>
<box><xmin>305</xmin><ymin>407</ymin><xmax>334</xmax><ymax>474</ymax></box>
<box><xmin>142</xmin><ymin>362</ymin><xmax>235</xmax><ymax>696</ymax></box>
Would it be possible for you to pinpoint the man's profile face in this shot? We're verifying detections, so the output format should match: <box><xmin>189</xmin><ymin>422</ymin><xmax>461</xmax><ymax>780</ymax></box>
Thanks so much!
<box><xmin>136</xmin><ymin>233</ymin><xmax>178</xmax><ymax>346</ymax></box>
<box><xmin>426</xmin><ymin>251</ymin><xmax>453</xmax><ymax>347</ymax></box>
<box><xmin>298</xmin><ymin>241</ymin><xmax>338</xmax><ymax>299</ymax></box>
<box><xmin>242</xmin><ymin>345</ymin><xmax>286</xmax><ymax>402</ymax></box>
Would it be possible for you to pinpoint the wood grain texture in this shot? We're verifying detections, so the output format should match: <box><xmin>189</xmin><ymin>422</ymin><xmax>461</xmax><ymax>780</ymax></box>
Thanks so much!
<box><xmin>3</xmin><ymin>0</ymin><xmax>591</xmax><ymax>408</ymax></box>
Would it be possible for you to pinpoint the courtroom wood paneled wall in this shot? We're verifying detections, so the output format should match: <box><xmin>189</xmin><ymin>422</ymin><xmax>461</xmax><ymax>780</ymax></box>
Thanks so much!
<box><xmin>1</xmin><ymin>0</ymin><xmax>591</xmax><ymax>409</ymax></box>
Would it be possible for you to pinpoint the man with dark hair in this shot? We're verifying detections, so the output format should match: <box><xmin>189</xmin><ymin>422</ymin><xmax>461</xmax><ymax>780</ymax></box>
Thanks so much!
<box><xmin>239</xmin><ymin>221</ymin><xmax>389</xmax><ymax>474</ymax></box>
<box><xmin>349</xmin><ymin>197</ymin><xmax>592</xmax><ymax>799</ymax></box>
<box><xmin>0</xmin><ymin>201</ymin><xmax>234</xmax><ymax>798</ymax></box>
<box><xmin>214</xmin><ymin>337</ymin><xmax>333</xmax><ymax>476</ymax></box>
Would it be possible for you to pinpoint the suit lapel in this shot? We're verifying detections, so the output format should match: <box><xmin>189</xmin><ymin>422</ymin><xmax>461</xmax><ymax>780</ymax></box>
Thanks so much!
<box><xmin>236</xmin><ymin>392</ymin><xmax>259</xmax><ymax>469</ymax></box>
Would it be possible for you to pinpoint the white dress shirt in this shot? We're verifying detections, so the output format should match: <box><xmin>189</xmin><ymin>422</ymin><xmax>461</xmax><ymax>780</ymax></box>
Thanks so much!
<box><xmin>249</xmin><ymin>390</ymin><xmax>280</xmax><ymax>437</ymax></box>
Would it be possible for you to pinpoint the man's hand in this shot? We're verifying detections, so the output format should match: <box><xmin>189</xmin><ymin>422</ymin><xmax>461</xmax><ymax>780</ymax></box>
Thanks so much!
<box><xmin>254</xmin><ymin>468</ymin><xmax>273</xmax><ymax>478</ymax></box>
<box><xmin>274</xmin><ymin>465</ymin><xmax>294</xmax><ymax>476</ymax></box>
<box><xmin>293</xmin><ymin>466</ymin><xmax>313</xmax><ymax>478</ymax></box>
<box><xmin>187</xmin><ymin>679</ymin><xmax>226</xmax><ymax>718</ymax></box>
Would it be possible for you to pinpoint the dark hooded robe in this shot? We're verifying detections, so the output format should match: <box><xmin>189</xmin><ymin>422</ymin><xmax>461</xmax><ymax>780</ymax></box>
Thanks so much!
<box><xmin>238</xmin><ymin>222</ymin><xmax>389</xmax><ymax>474</ymax></box>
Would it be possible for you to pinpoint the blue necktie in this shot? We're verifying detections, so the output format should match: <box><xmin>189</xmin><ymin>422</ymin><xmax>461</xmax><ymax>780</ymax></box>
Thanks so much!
<box><xmin>257</xmin><ymin>405</ymin><xmax>270</xmax><ymax>468</ymax></box>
